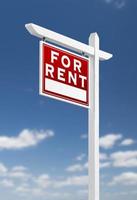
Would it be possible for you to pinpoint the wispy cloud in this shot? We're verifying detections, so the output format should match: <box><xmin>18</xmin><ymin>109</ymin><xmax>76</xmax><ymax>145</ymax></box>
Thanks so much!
<box><xmin>100</xmin><ymin>162</ymin><xmax>111</xmax><ymax>168</ymax></box>
<box><xmin>100</xmin><ymin>150</ymin><xmax>137</xmax><ymax>168</ymax></box>
<box><xmin>110</xmin><ymin>150</ymin><xmax>137</xmax><ymax>167</ymax></box>
<box><xmin>9</xmin><ymin>166</ymin><xmax>31</xmax><ymax>180</ymax></box>
<box><xmin>109</xmin><ymin>172</ymin><xmax>137</xmax><ymax>185</ymax></box>
<box><xmin>103</xmin><ymin>0</ymin><xmax>127</xmax><ymax>9</ymax></box>
<box><xmin>0</xmin><ymin>129</ymin><xmax>54</xmax><ymax>150</ymax></box>
<box><xmin>100</xmin><ymin>133</ymin><xmax>122</xmax><ymax>149</ymax></box>
<box><xmin>0</xmin><ymin>163</ymin><xmax>8</xmax><ymax>175</ymax></box>
<box><xmin>11</xmin><ymin>166</ymin><xmax>27</xmax><ymax>172</ymax></box>
<box><xmin>81</xmin><ymin>133</ymin><xmax>135</xmax><ymax>149</ymax></box>
<box><xmin>53</xmin><ymin>175</ymin><xmax>88</xmax><ymax>188</ymax></box>
<box><xmin>0</xmin><ymin>163</ymin><xmax>31</xmax><ymax>180</ymax></box>
<box><xmin>66</xmin><ymin>162</ymin><xmax>88</xmax><ymax>172</ymax></box>
<box><xmin>76</xmin><ymin>153</ymin><xmax>86</xmax><ymax>161</ymax></box>
<box><xmin>66</xmin><ymin>153</ymin><xmax>111</xmax><ymax>172</ymax></box>
<box><xmin>0</xmin><ymin>132</ymin><xmax>136</xmax><ymax>199</ymax></box>
<box><xmin>100</xmin><ymin>153</ymin><xmax>111</xmax><ymax>168</ymax></box>
<box><xmin>120</xmin><ymin>138</ymin><xmax>135</xmax><ymax>146</ymax></box>
<box><xmin>35</xmin><ymin>174</ymin><xmax>51</xmax><ymax>188</ymax></box>
<box><xmin>0</xmin><ymin>179</ymin><xmax>14</xmax><ymax>188</ymax></box>
<box><xmin>80</xmin><ymin>134</ymin><xmax>88</xmax><ymax>139</ymax></box>
<box><xmin>0</xmin><ymin>162</ymin><xmax>88</xmax><ymax>199</ymax></box>
<box><xmin>100</xmin><ymin>153</ymin><xmax>109</xmax><ymax>160</ymax></box>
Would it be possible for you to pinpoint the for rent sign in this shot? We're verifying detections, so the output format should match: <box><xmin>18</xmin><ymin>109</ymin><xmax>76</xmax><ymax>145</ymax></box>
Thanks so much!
<box><xmin>26</xmin><ymin>23</ymin><xmax>112</xmax><ymax>200</ymax></box>
<box><xmin>40</xmin><ymin>42</ymin><xmax>89</xmax><ymax>107</ymax></box>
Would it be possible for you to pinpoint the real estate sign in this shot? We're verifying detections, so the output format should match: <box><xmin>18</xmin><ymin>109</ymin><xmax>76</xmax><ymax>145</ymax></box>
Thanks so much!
<box><xmin>40</xmin><ymin>42</ymin><xmax>89</xmax><ymax>107</ymax></box>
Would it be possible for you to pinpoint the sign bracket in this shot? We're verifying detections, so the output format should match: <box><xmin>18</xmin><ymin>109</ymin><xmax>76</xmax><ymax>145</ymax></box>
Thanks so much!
<box><xmin>25</xmin><ymin>23</ymin><xmax>112</xmax><ymax>61</ymax></box>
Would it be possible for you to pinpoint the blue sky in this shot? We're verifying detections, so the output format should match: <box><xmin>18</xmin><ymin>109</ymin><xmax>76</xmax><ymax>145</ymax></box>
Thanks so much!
<box><xmin>0</xmin><ymin>0</ymin><xmax>137</xmax><ymax>200</ymax></box>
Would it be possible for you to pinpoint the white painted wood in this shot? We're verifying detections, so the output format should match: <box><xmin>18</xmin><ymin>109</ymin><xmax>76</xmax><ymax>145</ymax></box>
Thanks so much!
<box><xmin>25</xmin><ymin>23</ymin><xmax>112</xmax><ymax>61</ymax></box>
<box><xmin>88</xmin><ymin>33</ymin><xmax>100</xmax><ymax>200</ymax></box>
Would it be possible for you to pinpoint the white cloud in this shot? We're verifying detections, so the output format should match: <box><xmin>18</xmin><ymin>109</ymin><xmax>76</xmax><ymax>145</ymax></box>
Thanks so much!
<box><xmin>0</xmin><ymin>163</ymin><xmax>31</xmax><ymax>181</ymax></box>
<box><xmin>105</xmin><ymin>0</ymin><xmax>113</xmax><ymax>3</ymax></box>
<box><xmin>0</xmin><ymin>163</ymin><xmax>8</xmax><ymax>175</ymax></box>
<box><xmin>115</xmin><ymin>0</ymin><xmax>126</xmax><ymax>9</ymax></box>
<box><xmin>9</xmin><ymin>170</ymin><xmax>30</xmax><ymax>180</ymax></box>
<box><xmin>0</xmin><ymin>179</ymin><xmax>14</xmax><ymax>188</ymax></box>
<box><xmin>100</xmin><ymin>153</ymin><xmax>110</xmax><ymax>169</ymax></box>
<box><xmin>67</xmin><ymin>150</ymin><xmax>137</xmax><ymax>173</ymax></box>
<box><xmin>16</xmin><ymin>184</ymin><xmax>72</xmax><ymax>198</ymax></box>
<box><xmin>11</xmin><ymin>166</ymin><xmax>27</xmax><ymax>172</ymax></box>
<box><xmin>100</xmin><ymin>134</ymin><xmax>122</xmax><ymax>149</ymax></box>
<box><xmin>111</xmin><ymin>150</ymin><xmax>137</xmax><ymax>167</ymax></box>
<box><xmin>80</xmin><ymin>134</ymin><xmax>88</xmax><ymax>139</ymax></box>
<box><xmin>0</xmin><ymin>162</ymin><xmax>88</xmax><ymax>192</ymax></box>
<box><xmin>16</xmin><ymin>184</ymin><xmax>32</xmax><ymax>194</ymax></box>
<box><xmin>100</xmin><ymin>162</ymin><xmax>111</xmax><ymax>169</ymax></box>
<box><xmin>16</xmin><ymin>185</ymin><xmax>48</xmax><ymax>197</ymax></box>
<box><xmin>77</xmin><ymin>189</ymin><xmax>88</xmax><ymax>197</ymax></box>
<box><xmin>120</xmin><ymin>138</ymin><xmax>135</xmax><ymax>146</ymax></box>
<box><xmin>66</xmin><ymin>162</ymin><xmax>88</xmax><ymax>172</ymax></box>
<box><xmin>34</xmin><ymin>174</ymin><xmax>88</xmax><ymax>190</ymax></box>
<box><xmin>9</xmin><ymin>165</ymin><xmax>31</xmax><ymax>180</ymax></box>
<box><xmin>0</xmin><ymin>129</ymin><xmax>54</xmax><ymax>150</ymax></box>
<box><xmin>103</xmin><ymin>0</ymin><xmax>126</xmax><ymax>9</ymax></box>
<box><xmin>76</xmin><ymin>153</ymin><xmax>86</xmax><ymax>161</ymax></box>
<box><xmin>54</xmin><ymin>175</ymin><xmax>88</xmax><ymax>188</ymax></box>
<box><xmin>15</xmin><ymin>174</ymin><xmax>88</xmax><ymax>199</ymax></box>
<box><xmin>29</xmin><ymin>188</ymin><xmax>45</xmax><ymax>197</ymax></box>
<box><xmin>0</xmin><ymin>161</ymin><xmax>89</xmax><ymax>200</ymax></box>
<box><xmin>109</xmin><ymin>172</ymin><xmax>137</xmax><ymax>185</ymax></box>
<box><xmin>67</xmin><ymin>153</ymin><xmax>111</xmax><ymax>172</ymax></box>
<box><xmin>100</xmin><ymin>153</ymin><xmax>108</xmax><ymax>160</ymax></box>
<box><xmin>35</xmin><ymin>174</ymin><xmax>51</xmax><ymax>188</ymax></box>
<box><xmin>50</xmin><ymin>192</ymin><xmax>71</xmax><ymax>198</ymax></box>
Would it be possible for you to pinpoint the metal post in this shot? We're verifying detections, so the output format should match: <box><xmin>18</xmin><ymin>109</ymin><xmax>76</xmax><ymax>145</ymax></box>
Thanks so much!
<box><xmin>88</xmin><ymin>33</ymin><xmax>100</xmax><ymax>200</ymax></box>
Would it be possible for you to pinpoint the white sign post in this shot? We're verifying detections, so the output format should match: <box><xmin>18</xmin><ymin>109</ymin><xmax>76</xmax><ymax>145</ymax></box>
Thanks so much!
<box><xmin>25</xmin><ymin>23</ymin><xmax>112</xmax><ymax>200</ymax></box>
<box><xmin>89</xmin><ymin>33</ymin><xmax>100</xmax><ymax>200</ymax></box>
